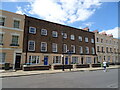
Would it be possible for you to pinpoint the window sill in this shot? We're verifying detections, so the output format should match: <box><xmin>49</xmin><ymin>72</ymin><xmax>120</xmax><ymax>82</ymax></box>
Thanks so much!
<box><xmin>41</xmin><ymin>50</ymin><xmax>47</xmax><ymax>52</ymax></box>
<box><xmin>10</xmin><ymin>44</ymin><xmax>19</xmax><ymax>47</ymax></box>
<box><xmin>0</xmin><ymin>63</ymin><xmax>5</xmax><ymax>64</ymax></box>
<box><xmin>52</xmin><ymin>51</ymin><xmax>58</xmax><ymax>53</ymax></box>
<box><xmin>41</xmin><ymin>34</ymin><xmax>47</xmax><ymax>36</ymax></box>
<box><xmin>28</xmin><ymin>50</ymin><xmax>35</xmax><ymax>51</ymax></box>
<box><xmin>13</xmin><ymin>27</ymin><xmax>20</xmax><ymax>29</ymax></box>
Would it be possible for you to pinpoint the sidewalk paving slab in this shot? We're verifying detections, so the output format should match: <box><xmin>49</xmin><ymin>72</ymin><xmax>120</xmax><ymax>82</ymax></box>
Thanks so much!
<box><xmin>0</xmin><ymin>65</ymin><xmax>119</xmax><ymax>78</ymax></box>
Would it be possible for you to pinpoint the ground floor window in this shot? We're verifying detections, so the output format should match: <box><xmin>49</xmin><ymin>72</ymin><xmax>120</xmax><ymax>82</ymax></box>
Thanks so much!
<box><xmin>0</xmin><ymin>53</ymin><xmax>6</xmax><ymax>64</ymax></box>
<box><xmin>98</xmin><ymin>56</ymin><xmax>102</xmax><ymax>62</ymax></box>
<box><xmin>72</xmin><ymin>57</ymin><xmax>79</xmax><ymax>64</ymax></box>
<box><xmin>108</xmin><ymin>56</ymin><xmax>110</xmax><ymax>62</ymax></box>
<box><xmin>116</xmin><ymin>56</ymin><xmax>118</xmax><ymax>61</ymax></box>
<box><xmin>53</xmin><ymin>56</ymin><xmax>61</xmax><ymax>64</ymax></box>
<box><xmin>94</xmin><ymin>57</ymin><xmax>97</xmax><ymax>64</ymax></box>
<box><xmin>28</xmin><ymin>56</ymin><xmax>40</xmax><ymax>64</ymax></box>
<box><xmin>86</xmin><ymin>57</ymin><xmax>91</xmax><ymax>64</ymax></box>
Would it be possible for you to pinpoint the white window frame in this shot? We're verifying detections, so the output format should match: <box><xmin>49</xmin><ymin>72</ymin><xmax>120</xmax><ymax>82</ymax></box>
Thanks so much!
<box><xmin>71</xmin><ymin>45</ymin><xmax>75</xmax><ymax>53</ymax></box>
<box><xmin>85</xmin><ymin>47</ymin><xmax>89</xmax><ymax>54</ymax></box>
<box><xmin>0</xmin><ymin>53</ymin><xmax>6</xmax><ymax>64</ymax></box>
<box><xmin>86</xmin><ymin>57</ymin><xmax>92</xmax><ymax>64</ymax></box>
<box><xmin>29</xmin><ymin>27</ymin><xmax>36</xmax><ymax>34</ymax></box>
<box><xmin>62</xmin><ymin>32</ymin><xmax>67</xmax><ymax>39</ymax></box>
<box><xmin>28</xmin><ymin>56</ymin><xmax>40</xmax><ymax>64</ymax></box>
<box><xmin>41</xmin><ymin>29</ymin><xmax>47</xmax><ymax>36</ymax></box>
<box><xmin>52</xmin><ymin>31</ymin><xmax>58</xmax><ymax>37</ymax></box>
<box><xmin>92</xmin><ymin>47</ymin><xmax>95</xmax><ymax>54</ymax></box>
<box><xmin>0</xmin><ymin>17</ymin><xmax>5</xmax><ymax>26</ymax></box>
<box><xmin>0</xmin><ymin>33</ymin><xmax>3</xmax><ymax>45</ymax></box>
<box><xmin>91</xmin><ymin>38</ymin><xmax>94</xmax><ymax>43</ymax></box>
<box><xmin>78</xmin><ymin>36</ymin><xmax>82</xmax><ymax>42</ymax></box>
<box><xmin>13</xmin><ymin>20</ymin><xmax>20</xmax><ymax>29</ymax></box>
<box><xmin>28</xmin><ymin>40</ymin><xmax>35</xmax><ymax>51</ymax></box>
<box><xmin>11</xmin><ymin>35</ymin><xmax>19</xmax><ymax>45</ymax></box>
<box><xmin>85</xmin><ymin>37</ymin><xmax>88</xmax><ymax>42</ymax></box>
<box><xmin>63</xmin><ymin>44</ymin><xmax>67</xmax><ymax>53</ymax></box>
<box><xmin>41</xmin><ymin>42</ymin><xmax>47</xmax><ymax>52</ymax></box>
<box><xmin>79</xmin><ymin>46</ymin><xmax>83</xmax><ymax>54</ymax></box>
<box><xmin>53</xmin><ymin>56</ymin><xmax>61</xmax><ymax>64</ymax></box>
<box><xmin>52</xmin><ymin>43</ymin><xmax>58</xmax><ymax>52</ymax></box>
<box><xmin>72</xmin><ymin>56</ymin><xmax>79</xmax><ymax>64</ymax></box>
<box><xmin>71</xmin><ymin>34</ymin><xmax>75</xmax><ymax>40</ymax></box>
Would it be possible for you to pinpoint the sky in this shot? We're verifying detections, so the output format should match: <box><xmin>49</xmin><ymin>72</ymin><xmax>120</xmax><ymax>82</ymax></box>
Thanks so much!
<box><xmin>0</xmin><ymin>0</ymin><xmax>119</xmax><ymax>38</ymax></box>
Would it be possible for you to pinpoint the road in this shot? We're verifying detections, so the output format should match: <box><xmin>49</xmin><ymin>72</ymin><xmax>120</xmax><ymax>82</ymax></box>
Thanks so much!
<box><xmin>1</xmin><ymin>69</ymin><xmax>119</xmax><ymax>88</ymax></box>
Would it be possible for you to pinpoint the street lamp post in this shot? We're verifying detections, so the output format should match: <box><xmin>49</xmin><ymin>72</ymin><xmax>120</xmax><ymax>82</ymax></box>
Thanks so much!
<box><xmin>67</xmin><ymin>50</ymin><xmax>72</xmax><ymax>71</ymax></box>
<box><xmin>61</xmin><ymin>54</ymin><xmax>64</xmax><ymax>71</ymax></box>
<box><xmin>61</xmin><ymin>32</ymin><xmax>64</xmax><ymax>71</ymax></box>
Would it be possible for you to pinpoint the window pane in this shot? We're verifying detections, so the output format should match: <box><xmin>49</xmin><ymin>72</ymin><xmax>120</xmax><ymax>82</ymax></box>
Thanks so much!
<box><xmin>92</xmin><ymin>47</ymin><xmax>95</xmax><ymax>54</ymax></box>
<box><xmin>14</xmin><ymin>20</ymin><xmax>20</xmax><ymax>28</ymax></box>
<box><xmin>12</xmin><ymin>35</ymin><xmax>19</xmax><ymax>45</ymax></box>
<box><xmin>52</xmin><ymin>43</ymin><xmax>57</xmax><ymax>52</ymax></box>
<box><xmin>71</xmin><ymin>45</ymin><xmax>75</xmax><ymax>53</ymax></box>
<box><xmin>53</xmin><ymin>56</ymin><xmax>61</xmax><ymax>64</ymax></box>
<box><xmin>72</xmin><ymin>57</ymin><xmax>78</xmax><ymax>64</ymax></box>
<box><xmin>71</xmin><ymin>35</ymin><xmax>75</xmax><ymax>40</ymax></box>
<box><xmin>28</xmin><ymin>41</ymin><xmax>35</xmax><ymax>51</ymax></box>
<box><xmin>52</xmin><ymin>31</ymin><xmax>58</xmax><ymax>37</ymax></box>
<box><xmin>63</xmin><ymin>44</ymin><xmax>67</xmax><ymax>53</ymax></box>
<box><xmin>86</xmin><ymin>57</ymin><xmax>91</xmax><ymax>64</ymax></box>
<box><xmin>41</xmin><ymin>29</ymin><xmax>47</xmax><ymax>35</ymax></box>
<box><xmin>41</xmin><ymin>42</ymin><xmax>47</xmax><ymax>52</ymax></box>
<box><xmin>86</xmin><ymin>47</ymin><xmax>89</xmax><ymax>54</ymax></box>
<box><xmin>0</xmin><ymin>34</ymin><xmax>3</xmax><ymax>44</ymax></box>
<box><xmin>80</xmin><ymin>46</ymin><xmax>83</xmax><ymax>54</ymax></box>
<box><xmin>29</xmin><ymin>27</ymin><xmax>36</xmax><ymax>34</ymax></box>
<box><xmin>91</xmin><ymin>38</ymin><xmax>94</xmax><ymax>43</ymax></box>
<box><xmin>0</xmin><ymin>53</ymin><xmax>6</xmax><ymax>64</ymax></box>
<box><xmin>85</xmin><ymin>37</ymin><xmax>88</xmax><ymax>42</ymax></box>
<box><xmin>29</xmin><ymin>56</ymin><xmax>40</xmax><ymax>64</ymax></box>
<box><xmin>78</xmin><ymin>36</ymin><xmax>82</xmax><ymax>41</ymax></box>
<box><xmin>0</xmin><ymin>17</ymin><xmax>5</xmax><ymax>26</ymax></box>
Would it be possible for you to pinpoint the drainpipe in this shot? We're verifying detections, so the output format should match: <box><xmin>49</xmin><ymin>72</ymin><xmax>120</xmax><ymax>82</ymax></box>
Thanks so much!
<box><xmin>25</xmin><ymin>19</ymin><xmax>29</xmax><ymax>64</ymax></box>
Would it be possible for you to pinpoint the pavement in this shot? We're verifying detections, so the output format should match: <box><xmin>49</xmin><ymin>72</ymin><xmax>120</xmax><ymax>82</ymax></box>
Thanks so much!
<box><xmin>0</xmin><ymin>65</ymin><xmax>120</xmax><ymax>78</ymax></box>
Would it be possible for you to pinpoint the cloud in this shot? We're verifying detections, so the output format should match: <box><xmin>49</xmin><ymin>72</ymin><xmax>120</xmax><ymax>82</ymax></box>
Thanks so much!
<box><xmin>16</xmin><ymin>6</ymin><xmax>24</xmax><ymax>15</ymax></box>
<box><xmin>100</xmin><ymin>27</ymin><xmax>120</xmax><ymax>39</ymax></box>
<box><xmin>78</xmin><ymin>22</ymin><xmax>94</xmax><ymax>29</ymax></box>
<box><xmin>83</xmin><ymin>22</ymin><xmax>95</xmax><ymax>27</ymax></box>
<box><xmin>16</xmin><ymin>0</ymin><xmax>102</xmax><ymax>24</ymax></box>
<box><xmin>1</xmin><ymin>0</ymin><xmax>30</xmax><ymax>2</ymax></box>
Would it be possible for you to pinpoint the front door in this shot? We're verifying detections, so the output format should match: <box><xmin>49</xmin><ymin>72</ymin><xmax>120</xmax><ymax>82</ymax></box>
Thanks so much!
<box><xmin>81</xmin><ymin>57</ymin><xmax>83</xmax><ymax>64</ymax></box>
<box><xmin>65</xmin><ymin>56</ymin><xmax>68</xmax><ymax>65</ymax></box>
<box><xmin>94</xmin><ymin>57</ymin><xmax>96</xmax><ymax>64</ymax></box>
<box><xmin>15</xmin><ymin>54</ymin><xmax>21</xmax><ymax>70</ymax></box>
<box><xmin>44</xmin><ymin>56</ymin><xmax>48</xmax><ymax>65</ymax></box>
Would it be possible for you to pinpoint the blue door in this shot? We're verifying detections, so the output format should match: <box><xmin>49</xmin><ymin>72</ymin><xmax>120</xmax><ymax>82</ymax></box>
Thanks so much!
<box><xmin>44</xmin><ymin>56</ymin><xmax>48</xmax><ymax>65</ymax></box>
<box><xmin>65</xmin><ymin>57</ymin><xmax>68</xmax><ymax>65</ymax></box>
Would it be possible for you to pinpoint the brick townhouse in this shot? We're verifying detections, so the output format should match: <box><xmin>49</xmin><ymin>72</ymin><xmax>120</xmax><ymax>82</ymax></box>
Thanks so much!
<box><xmin>22</xmin><ymin>15</ymin><xmax>97</xmax><ymax>66</ymax></box>
<box><xmin>0</xmin><ymin>10</ymin><xmax>25</xmax><ymax>69</ymax></box>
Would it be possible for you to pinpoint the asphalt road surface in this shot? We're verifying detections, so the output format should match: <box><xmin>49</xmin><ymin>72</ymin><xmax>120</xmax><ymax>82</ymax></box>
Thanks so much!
<box><xmin>1</xmin><ymin>69</ymin><xmax>119</xmax><ymax>88</ymax></box>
